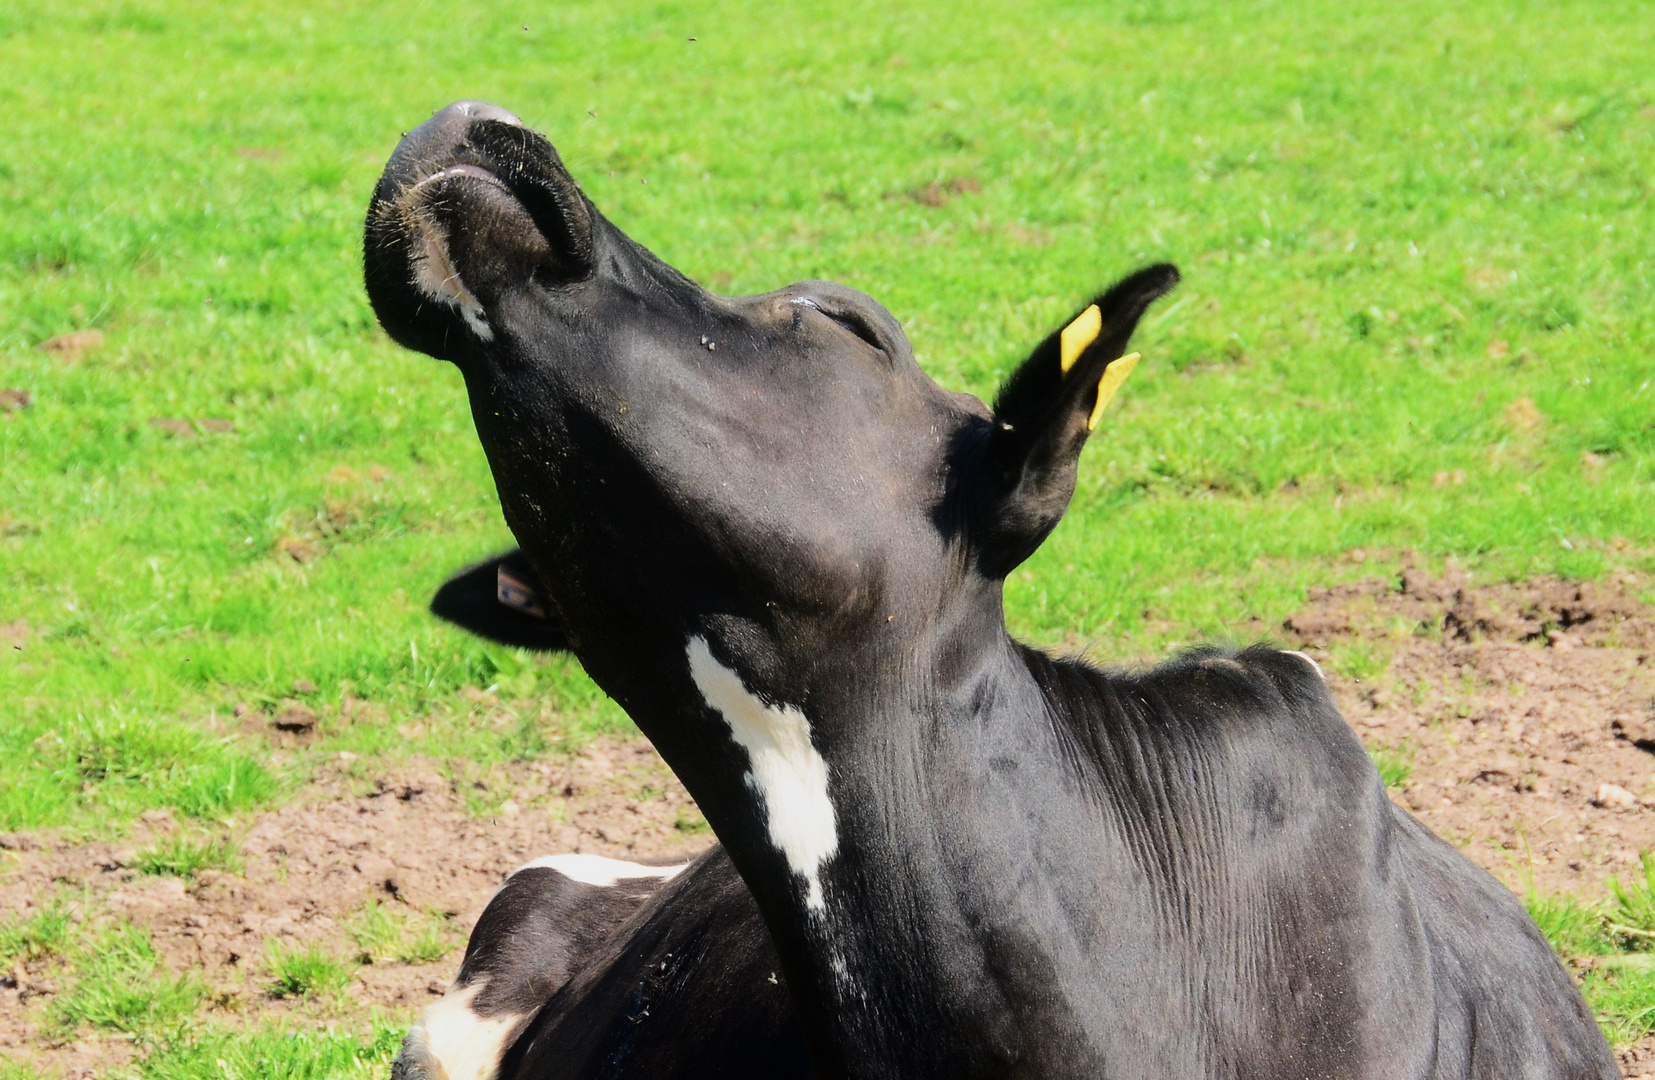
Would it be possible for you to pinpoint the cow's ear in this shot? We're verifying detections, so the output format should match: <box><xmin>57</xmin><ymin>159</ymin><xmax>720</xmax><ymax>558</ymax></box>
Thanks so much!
<box><xmin>430</xmin><ymin>549</ymin><xmax>571</xmax><ymax>653</ymax></box>
<box><xmin>967</xmin><ymin>263</ymin><xmax>1179</xmax><ymax>578</ymax></box>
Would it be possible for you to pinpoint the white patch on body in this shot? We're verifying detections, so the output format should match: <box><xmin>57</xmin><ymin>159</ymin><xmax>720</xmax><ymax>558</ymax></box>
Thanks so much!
<box><xmin>398</xmin><ymin>980</ymin><xmax>522</xmax><ymax>1080</ymax></box>
<box><xmin>508</xmin><ymin>853</ymin><xmax>687</xmax><ymax>888</ymax></box>
<box><xmin>402</xmin><ymin>196</ymin><xmax>493</xmax><ymax>341</ymax></box>
<box><xmin>1282</xmin><ymin>650</ymin><xmax>1325</xmax><ymax>680</ymax></box>
<box><xmin>686</xmin><ymin>635</ymin><xmax>838</xmax><ymax>912</ymax></box>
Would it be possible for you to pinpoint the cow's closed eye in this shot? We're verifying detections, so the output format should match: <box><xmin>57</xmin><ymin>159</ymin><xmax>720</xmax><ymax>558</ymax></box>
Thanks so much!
<box><xmin>792</xmin><ymin>297</ymin><xmax>888</xmax><ymax>357</ymax></box>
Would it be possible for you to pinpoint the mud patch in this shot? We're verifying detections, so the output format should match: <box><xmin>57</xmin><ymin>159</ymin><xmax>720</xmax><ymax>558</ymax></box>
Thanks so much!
<box><xmin>0</xmin><ymin>736</ymin><xmax>712</xmax><ymax>1074</ymax></box>
<box><xmin>1282</xmin><ymin>566</ymin><xmax>1655</xmax><ymax>899</ymax></box>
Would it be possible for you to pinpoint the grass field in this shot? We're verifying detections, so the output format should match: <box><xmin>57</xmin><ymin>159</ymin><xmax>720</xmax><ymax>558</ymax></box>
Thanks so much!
<box><xmin>2</xmin><ymin>0</ymin><xmax>1652</xmax><ymax>1072</ymax></box>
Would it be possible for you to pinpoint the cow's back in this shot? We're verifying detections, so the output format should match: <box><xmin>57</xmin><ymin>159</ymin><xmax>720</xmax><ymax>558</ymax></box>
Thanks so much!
<box><xmin>1389</xmin><ymin>808</ymin><xmax>1617</xmax><ymax>1079</ymax></box>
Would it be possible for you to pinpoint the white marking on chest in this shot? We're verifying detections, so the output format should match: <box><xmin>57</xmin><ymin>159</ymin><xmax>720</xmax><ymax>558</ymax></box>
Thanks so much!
<box><xmin>686</xmin><ymin>635</ymin><xmax>838</xmax><ymax>912</ymax></box>
<box><xmin>397</xmin><ymin>980</ymin><xmax>521</xmax><ymax>1080</ymax></box>
<box><xmin>508</xmin><ymin>853</ymin><xmax>687</xmax><ymax>888</ymax></box>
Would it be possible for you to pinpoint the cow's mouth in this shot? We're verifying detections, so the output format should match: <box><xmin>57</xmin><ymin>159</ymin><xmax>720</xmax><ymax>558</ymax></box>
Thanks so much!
<box><xmin>405</xmin><ymin>162</ymin><xmax>511</xmax><ymax>196</ymax></box>
<box><xmin>364</xmin><ymin>101</ymin><xmax>595</xmax><ymax>358</ymax></box>
<box><xmin>390</xmin><ymin>170</ymin><xmax>508</xmax><ymax>341</ymax></box>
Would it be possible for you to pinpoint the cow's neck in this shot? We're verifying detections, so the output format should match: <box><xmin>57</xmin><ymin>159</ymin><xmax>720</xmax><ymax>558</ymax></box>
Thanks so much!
<box><xmin>683</xmin><ymin>593</ymin><xmax>1093</xmax><ymax>1079</ymax></box>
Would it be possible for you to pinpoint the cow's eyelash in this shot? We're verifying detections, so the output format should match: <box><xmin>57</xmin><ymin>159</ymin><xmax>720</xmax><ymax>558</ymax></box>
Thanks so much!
<box><xmin>792</xmin><ymin>297</ymin><xmax>886</xmax><ymax>355</ymax></box>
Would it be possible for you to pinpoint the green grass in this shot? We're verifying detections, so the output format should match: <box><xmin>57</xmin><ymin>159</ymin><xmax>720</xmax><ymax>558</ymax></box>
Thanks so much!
<box><xmin>0</xmin><ymin>1062</ymin><xmax>54</xmax><ymax>1080</ymax></box>
<box><xmin>2</xmin><ymin>0</ymin><xmax>1651</xmax><ymax>835</ymax></box>
<box><xmin>1528</xmin><ymin>891</ymin><xmax>1613</xmax><ymax>960</ymax></box>
<box><xmin>1529</xmin><ymin>862</ymin><xmax>1655</xmax><ymax>1043</ymax></box>
<box><xmin>138</xmin><ymin>1020</ymin><xmax>404</xmax><ymax>1080</ymax></box>
<box><xmin>1365</xmin><ymin>740</ymin><xmax>1415</xmax><ymax>789</ymax></box>
<box><xmin>132</xmin><ymin>833</ymin><xmax>244</xmax><ymax>878</ymax></box>
<box><xmin>0</xmin><ymin>893</ymin><xmax>77</xmax><ymax>963</ymax></box>
<box><xmin>350</xmin><ymin>899</ymin><xmax>456</xmax><ymax>965</ymax></box>
<box><xmin>397</xmin><ymin>915</ymin><xmax>454</xmax><ymax>966</ymax></box>
<box><xmin>1330</xmin><ymin>640</ymin><xmax>1391</xmax><ymax>683</ymax></box>
<box><xmin>1610</xmin><ymin>852</ymin><xmax>1655</xmax><ymax>949</ymax></box>
<box><xmin>51</xmin><ymin>923</ymin><xmax>205</xmax><ymax>1037</ymax></box>
<box><xmin>265</xmin><ymin>940</ymin><xmax>356</xmax><ymax>1000</ymax></box>
<box><xmin>1584</xmin><ymin>958</ymin><xmax>1655</xmax><ymax>1044</ymax></box>
<box><xmin>348</xmin><ymin>900</ymin><xmax>403</xmax><ymax>963</ymax></box>
<box><xmin>1</xmin><ymin>710</ymin><xmax>280</xmax><ymax>834</ymax></box>
<box><xmin>8</xmin><ymin>900</ymin><xmax>403</xmax><ymax>1076</ymax></box>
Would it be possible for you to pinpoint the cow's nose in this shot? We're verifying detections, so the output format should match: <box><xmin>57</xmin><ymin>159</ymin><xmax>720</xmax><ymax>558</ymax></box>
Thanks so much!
<box><xmin>430</xmin><ymin>100</ymin><xmax>523</xmax><ymax>128</ymax></box>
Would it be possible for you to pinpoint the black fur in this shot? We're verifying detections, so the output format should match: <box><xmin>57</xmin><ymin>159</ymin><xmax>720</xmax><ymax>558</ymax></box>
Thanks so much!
<box><xmin>498</xmin><ymin>849</ymin><xmax>806</xmax><ymax>1080</ymax></box>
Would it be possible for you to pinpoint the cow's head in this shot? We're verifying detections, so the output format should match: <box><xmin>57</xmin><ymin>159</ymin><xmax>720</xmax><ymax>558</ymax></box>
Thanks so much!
<box><xmin>366</xmin><ymin>97</ymin><xmax>1175</xmax><ymax>831</ymax></box>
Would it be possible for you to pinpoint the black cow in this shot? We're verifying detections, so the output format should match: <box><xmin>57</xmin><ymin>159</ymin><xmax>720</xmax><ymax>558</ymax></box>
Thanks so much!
<box><xmin>366</xmin><ymin>101</ymin><xmax>1615</xmax><ymax>1080</ymax></box>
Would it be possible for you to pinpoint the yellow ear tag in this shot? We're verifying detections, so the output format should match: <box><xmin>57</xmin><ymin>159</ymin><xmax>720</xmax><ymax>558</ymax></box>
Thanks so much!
<box><xmin>1059</xmin><ymin>304</ymin><xmax>1103</xmax><ymax>374</ymax></box>
<box><xmin>1088</xmin><ymin>352</ymin><xmax>1140</xmax><ymax>430</ymax></box>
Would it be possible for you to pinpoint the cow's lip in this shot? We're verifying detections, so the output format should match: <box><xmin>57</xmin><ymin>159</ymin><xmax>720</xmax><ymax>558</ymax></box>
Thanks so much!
<box><xmin>404</xmin><ymin>162</ymin><xmax>512</xmax><ymax>197</ymax></box>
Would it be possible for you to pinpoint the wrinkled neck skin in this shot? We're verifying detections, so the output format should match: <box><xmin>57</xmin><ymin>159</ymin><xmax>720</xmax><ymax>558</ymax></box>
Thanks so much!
<box><xmin>569</xmin><ymin>568</ymin><xmax>1080</xmax><ymax>1080</ymax></box>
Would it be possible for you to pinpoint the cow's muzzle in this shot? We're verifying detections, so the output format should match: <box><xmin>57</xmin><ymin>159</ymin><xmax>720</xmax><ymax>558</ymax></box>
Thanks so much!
<box><xmin>364</xmin><ymin>100</ymin><xmax>595</xmax><ymax>360</ymax></box>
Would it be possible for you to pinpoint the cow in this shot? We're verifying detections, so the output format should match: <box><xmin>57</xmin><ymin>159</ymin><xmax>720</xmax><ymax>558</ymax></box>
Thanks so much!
<box><xmin>365</xmin><ymin>100</ymin><xmax>1616</xmax><ymax>1079</ymax></box>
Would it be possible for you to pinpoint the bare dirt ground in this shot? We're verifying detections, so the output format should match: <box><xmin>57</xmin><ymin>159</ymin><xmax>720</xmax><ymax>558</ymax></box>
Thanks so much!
<box><xmin>1283</xmin><ymin>565</ymin><xmax>1655</xmax><ymax>900</ymax></box>
<box><xmin>0</xmin><ymin>738</ymin><xmax>713</xmax><ymax>1077</ymax></box>
<box><xmin>3</xmin><ymin>566</ymin><xmax>1653</xmax><ymax>1077</ymax></box>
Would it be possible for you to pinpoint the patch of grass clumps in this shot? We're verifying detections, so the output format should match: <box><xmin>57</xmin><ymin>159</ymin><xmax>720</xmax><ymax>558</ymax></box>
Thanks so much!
<box><xmin>1529</xmin><ymin>855</ymin><xmax>1655</xmax><ymax>1044</ymax></box>
<box><xmin>348</xmin><ymin>900</ymin><xmax>403</xmax><ymax>963</ymax></box>
<box><xmin>398</xmin><ymin>916</ymin><xmax>452</xmax><ymax>965</ymax></box>
<box><xmin>1583</xmin><ymin>958</ymin><xmax>1655</xmax><ymax>1044</ymax></box>
<box><xmin>69</xmin><ymin>715</ymin><xmax>280</xmax><ymax>820</ymax></box>
<box><xmin>0</xmin><ymin>712</ymin><xmax>280</xmax><ymax>833</ymax></box>
<box><xmin>0</xmin><ymin>1061</ymin><xmax>54</xmax><ymax>1080</ymax></box>
<box><xmin>1527</xmin><ymin>891</ymin><xmax>1612</xmax><ymax>959</ymax></box>
<box><xmin>265</xmin><ymin>940</ymin><xmax>355</xmax><ymax>999</ymax></box>
<box><xmin>1329</xmin><ymin>641</ymin><xmax>1391</xmax><ymax>683</ymax></box>
<box><xmin>52</xmin><ymin>923</ymin><xmax>204</xmax><ymax>1036</ymax></box>
<box><xmin>1609</xmin><ymin>853</ymin><xmax>1655</xmax><ymax>948</ymax></box>
<box><xmin>0</xmin><ymin>894</ymin><xmax>77</xmax><ymax>963</ymax></box>
<box><xmin>133</xmin><ymin>834</ymin><xmax>244</xmax><ymax>878</ymax></box>
<box><xmin>138</xmin><ymin>1019</ymin><xmax>404</xmax><ymax>1080</ymax></box>
<box><xmin>675</xmin><ymin>806</ymin><xmax>713</xmax><ymax>835</ymax></box>
<box><xmin>1365</xmin><ymin>740</ymin><xmax>1414</xmax><ymax>789</ymax></box>
<box><xmin>349</xmin><ymin>900</ymin><xmax>455</xmax><ymax>965</ymax></box>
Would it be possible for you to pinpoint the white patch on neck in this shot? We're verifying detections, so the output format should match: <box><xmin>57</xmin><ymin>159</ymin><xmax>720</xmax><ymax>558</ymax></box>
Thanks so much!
<box><xmin>404</xmin><ymin>203</ymin><xmax>494</xmax><ymax>342</ymax></box>
<box><xmin>398</xmin><ymin>980</ymin><xmax>521</xmax><ymax>1080</ymax></box>
<box><xmin>686</xmin><ymin>635</ymin><xmax>838</xmax><ymax>912</ymax></box>
<box><xmin>1282</xmin><ymin>650</ymin><xmax>1326</xmax><ymax>680</ymax></box>
<box><xmin>508</xmin><ymin>853</ymin><xmax>687</xmax><ymax>888</ymax></box>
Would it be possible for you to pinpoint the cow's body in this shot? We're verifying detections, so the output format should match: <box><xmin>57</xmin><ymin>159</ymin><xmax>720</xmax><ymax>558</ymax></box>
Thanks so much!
<box><xmin>396</xmin><ymin>850</ymin><xmax>804</xmax><ymax>1080</ymax></box>
<box><xmin>365</xmin><ymin>101</ymin><xmax>1616</xmax><ymax>1079</ymax></box>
